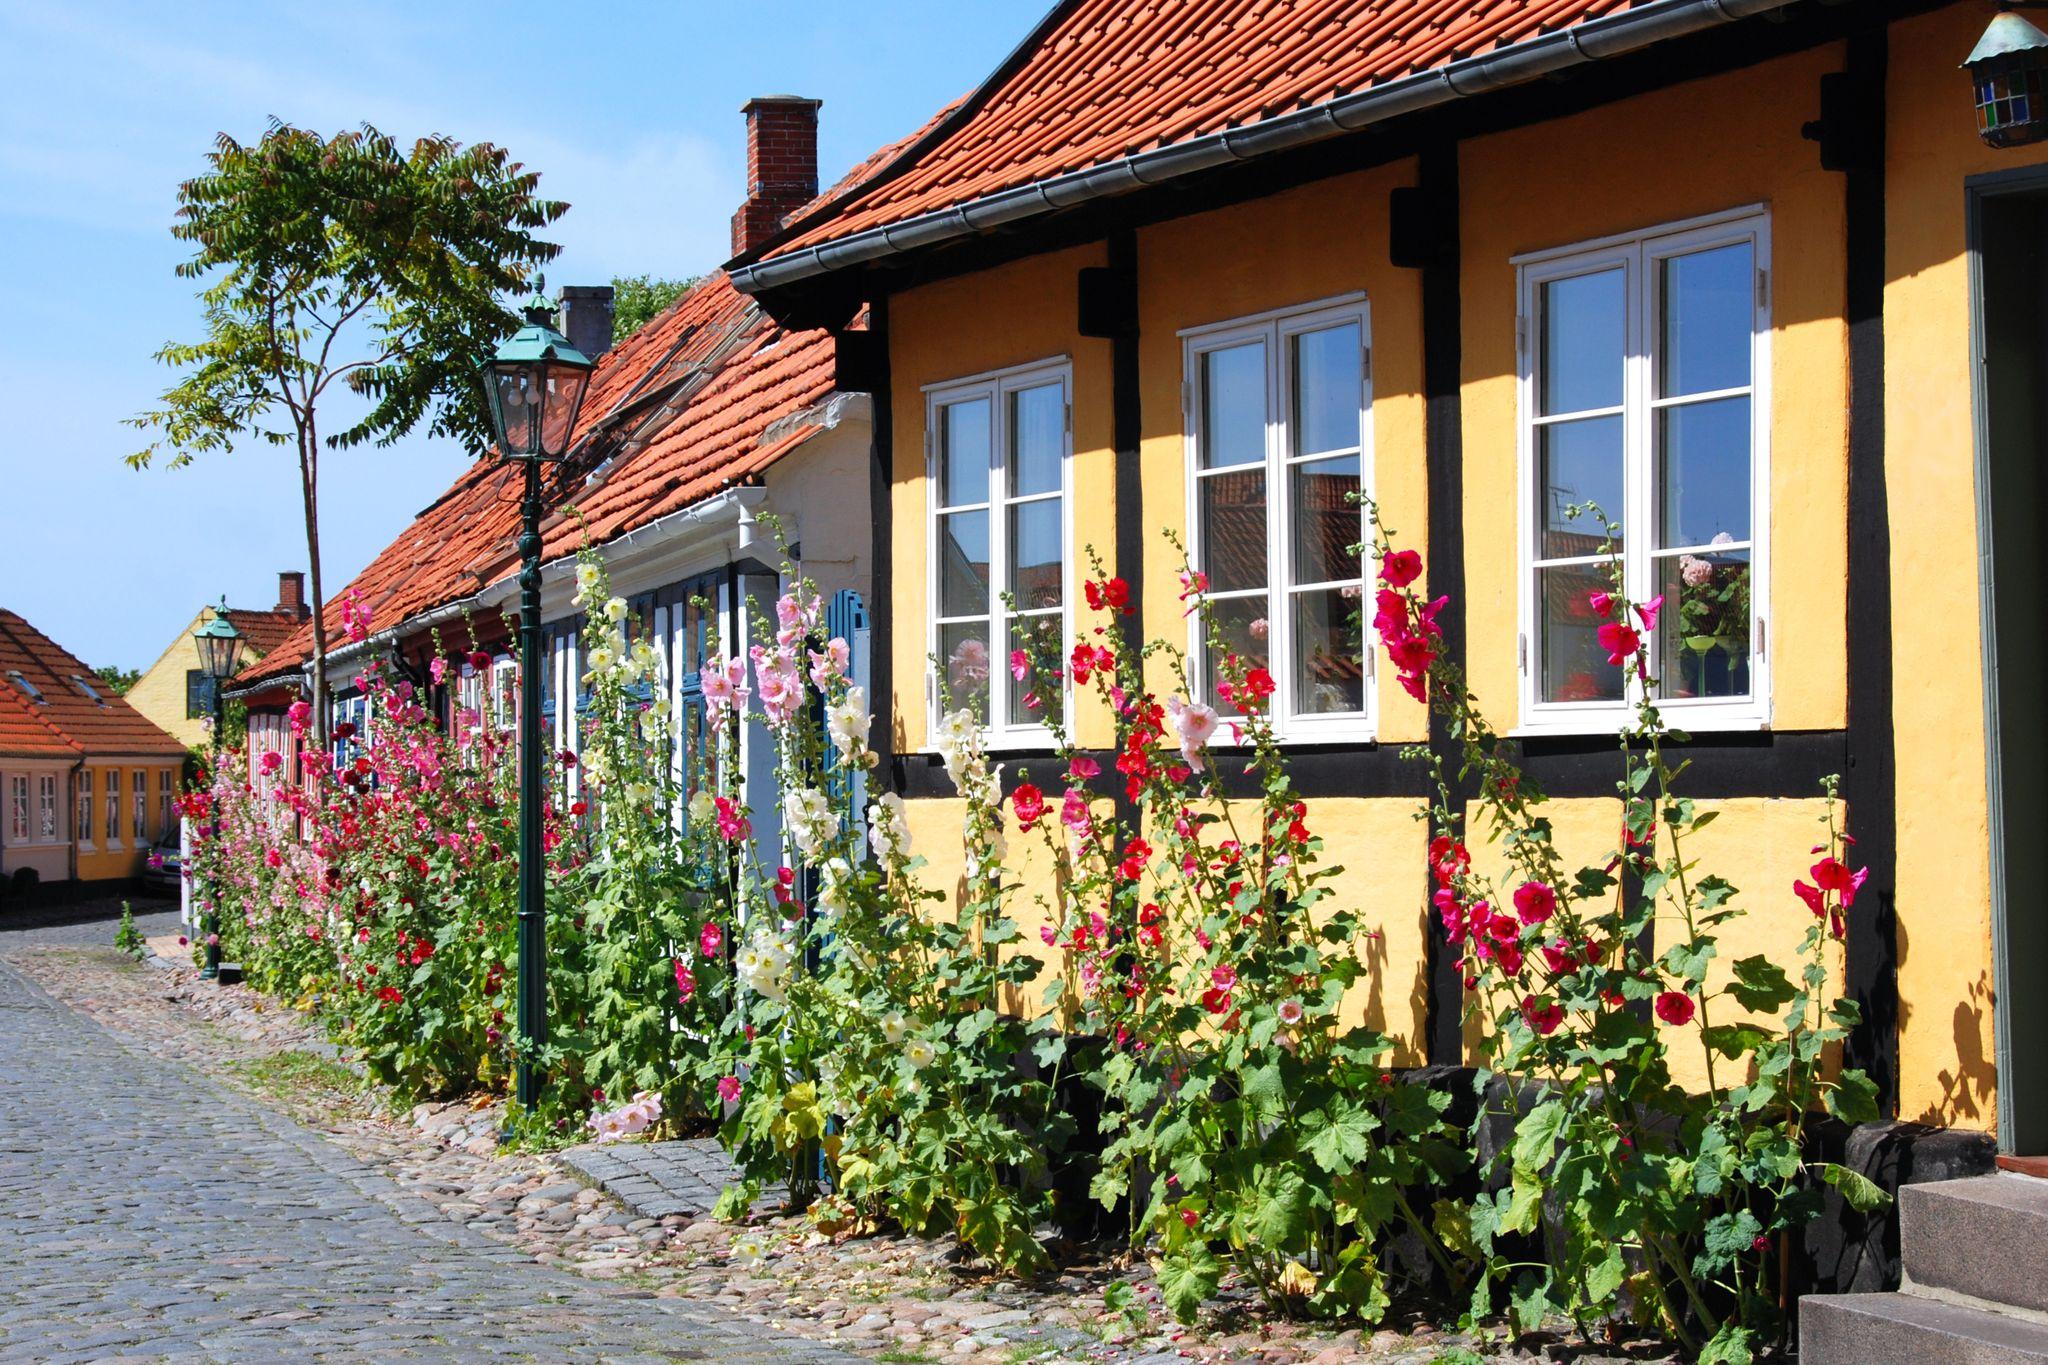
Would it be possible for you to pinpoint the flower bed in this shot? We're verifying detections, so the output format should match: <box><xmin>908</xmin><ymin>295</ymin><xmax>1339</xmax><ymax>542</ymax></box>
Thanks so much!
<box><xmin>192</xmin><ymin>522</ymin><xmax>1879</xmax><ymax>1362</ymax></box>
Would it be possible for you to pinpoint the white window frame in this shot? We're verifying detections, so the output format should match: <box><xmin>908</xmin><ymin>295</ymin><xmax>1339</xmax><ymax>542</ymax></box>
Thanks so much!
<box><xmin>1181</xmin><ymin>294</ymin><xmax>1376</xmax><ymax>743</ymax></box>
<box><xmin>923</xmin><ymin>357</ymin><xmax>1074</xmax><ymax>749</ymax></box>
<box><xmin>40</xmin><ymin>773</ymin><xmax>58</xmax><ymax>842</ymax></box>
<box><xmin>1514</xmin><ymin>206</ymin><xmax>1772</xmax><ymax>735</ymax></box>
<box><xmin>132</xmin><ymin>769</ymin><xmax>147</xmax><ymax>843</ymax></box>
<box><xmin>77</xmin><ymin>768</ymin><xmax>94</xmax><ymax>849</ymax></box>
<box><xmin>8</xmin><ymin>775</ymin><xmax>26</xmax><ymax>843</ymax></box>
<box><xmin>104</xmin><ymin>766</ymin><xmax>122</xmax><ymax>848</ymax></box>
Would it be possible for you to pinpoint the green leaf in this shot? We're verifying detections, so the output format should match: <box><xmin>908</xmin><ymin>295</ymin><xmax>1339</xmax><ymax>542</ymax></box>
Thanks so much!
<box><xmin>1728</xmin><ymin>955</ymin><xmax>1797</xmax><ymax>1013</ymax></box>
<box><xmin>1583</xmin><ymin>1244</ymin><xmax>1627</xmax><ymax>1305</ymax></box>
<box><xmin>1698</xmin><ymin>1323</ymin><xmax>1756</xmax><ymax>1365</ymax></box>
<box><xmin>1817</xmin><ymin>1161</ymin><xmax>1891</xmax><ymax>1212</ymax></box>
<box><xmin>1154</xmin><ymin>1244</ymin><xmax>1224</xmax><ymax>1324</ymax></box>
<box><xmin>1827</xmin><ymin>1070</ymin><xmax>1881</xmax><ymax>1125</ymax></box>
<box><xmin>1303</xmin><ymin>1104</ymin><xmax>1379</xmax><ymax>1174</ymax></box>
<box><xmin>1507</xmin><ymin>1268</ymin><xmax>1553</xmax><ymax>1333</ymax></box>
<box><xmin>1512</xmin><ymin>1100</ymin><xmax>1568</xmax><ymax>1171</ymax></box>
<box><xmin>1246</xmin><ymin>1165</ymin><xmax>1316</xmax><ymax>1247</ymax></box>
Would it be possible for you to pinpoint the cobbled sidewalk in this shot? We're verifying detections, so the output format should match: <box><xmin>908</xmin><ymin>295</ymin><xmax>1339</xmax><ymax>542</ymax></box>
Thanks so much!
<box><xmin>0</xmin><ymin>955</ymin><xmax>852</xmax><ymax>1363</ymax></box>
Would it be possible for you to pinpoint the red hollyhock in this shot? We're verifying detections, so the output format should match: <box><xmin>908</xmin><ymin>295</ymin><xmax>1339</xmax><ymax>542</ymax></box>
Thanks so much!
<box><xmin>1654</xmin><ymin>991</ymin><xmax>1696</xmax><ymax>1026</ymax></box>
<box><xmin>1379</xmin><ymin>548</ymin><xmax>1422</xmax><ymax>588</ymax></box>
<box><xmin>1521</xmin><ymin>995</ymin><xmax>1564</xmax><ymax>1035</ymax></box>
<box><xmin>1012</xmin><ymin>782</ymin><xmax>1047</xmax><ymax>828</ymax></box>
<box><xmin>1513</xmin><ymin>881</ymin><xmax>1557</xmax><ymax>925</ymax></box>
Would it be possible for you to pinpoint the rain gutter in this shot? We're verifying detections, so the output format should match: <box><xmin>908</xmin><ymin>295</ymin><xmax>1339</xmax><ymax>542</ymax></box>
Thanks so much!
<box><xmin>729</xmin><ymin>0</ymin><xmax>1798</xmax><ymax>297</ymax></box>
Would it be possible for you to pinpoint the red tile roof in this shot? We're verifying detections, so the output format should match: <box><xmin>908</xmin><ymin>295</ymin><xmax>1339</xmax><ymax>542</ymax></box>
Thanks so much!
<box><xmin>0</xmin><ymin>610</ymin><xmax>186</xmax><ymax>759</ymax></box>
<box><xmin>236</xmin><ymin>109</ymin><xmax>955</xmax><ymax>693</ymax></box>
<box><xmin>220</xmin><ymin>608</ymin><xmax>305</xmax><ymax>662</ymax></box>
<box><xmin>753</xmin><ymin>0</ymin><xmax>1644</xmax><ymax>268</ymax></box>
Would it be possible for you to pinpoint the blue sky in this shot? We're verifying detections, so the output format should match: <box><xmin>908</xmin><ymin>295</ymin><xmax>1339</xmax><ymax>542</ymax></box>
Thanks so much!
<box><xmin>0</xmin><ymin>2</ymin><xmax>1041</xmax><ymax>671</ymax></box>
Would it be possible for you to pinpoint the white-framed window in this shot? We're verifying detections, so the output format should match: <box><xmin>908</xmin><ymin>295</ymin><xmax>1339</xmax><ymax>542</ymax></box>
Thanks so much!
<box><xmin>925</xmin><ymin>358</ymin><xmax>1072</xmax><ymax>745</ymax></box>
<box><xmin>105</xmin><ymin>767</ymin><xmax>121</xmax><ymax>847</ymax></box>
<box><xmin>157</xmin><ymin>770</ymin><xmax>173</xmax><ymax>842</ymax></box>
<box><xmin>1182</xmin><ymin>295</ymin><xmax>1374</xmax><ymax>739</ymax></box>
<box><xmin>39</xmin><ymin>774</ymin><xmax>57</xmax><ymax>841</ymax></box>
<box><xmin>1516</xmin><ymin>207</ymin><xmax>1771</xmax><ymax>733</ymax></box>
<box><xmin>7</xmin><ymin>776</ymin><xmax>25</xmax><ymax>843</ymax></box>
<box><xmin>77</xmin><ymin>768</ymin><xmax>93</xmax><ymax>846</ymax></box>
<box><xmin>132</xmin><ymin>769</ymin><xmax>147</xmax><ymax>842</ymax></box>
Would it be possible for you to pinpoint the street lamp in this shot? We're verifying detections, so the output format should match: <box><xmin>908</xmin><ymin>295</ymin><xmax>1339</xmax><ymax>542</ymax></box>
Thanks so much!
<box><xmin>193</xmin><ymin>599</ymin><xmax>246</xmax><ymax>982</ymax></box>
<box><xmin>1966</xmin><ymin>10</ymin><xmax>2048</xmax><ymax>148</ymax></box>
<box><xmin>479</xmin><ymin>282</ymin><xmax>594</xmax><ymax>1112</ymax></box>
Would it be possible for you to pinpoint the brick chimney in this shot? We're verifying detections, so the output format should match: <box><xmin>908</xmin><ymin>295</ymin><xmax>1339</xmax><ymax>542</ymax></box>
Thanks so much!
<box><xmin>556</xmin><ymin>284</ymin><xmax>615</xmax><ymax>359</ymax></box>
<box><xmin>731</xmin><ymin>96</ymin><xmax>821</xmax><ymax>257</ymax></box>
<box><xmin>275</xmin><ymin>571</ymin><xmax>308</xmax><ymax>619</ymax></box>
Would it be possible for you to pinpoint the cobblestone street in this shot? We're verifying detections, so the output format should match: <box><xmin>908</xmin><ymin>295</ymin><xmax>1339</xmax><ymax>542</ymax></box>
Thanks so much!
<box><xmin>0</xmin><ymin>941</ymin><xmax>849</xmax><ymax>1363</ymax></box>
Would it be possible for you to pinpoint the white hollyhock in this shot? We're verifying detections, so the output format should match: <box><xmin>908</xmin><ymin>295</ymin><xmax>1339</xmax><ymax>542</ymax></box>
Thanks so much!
<box><xmin>868</xmin><ymin>792</ymin><xmax>910</xmax><ymax>863</ymax></box>
<box><xmin>783</xmin><ymin>787</ymin><xmax>833</xmax><ymax>857</ymax></box>
<box><xmin>826</xmin><ymin>686</ymin><xmax>871</xmax><ymax>767</ymax></box>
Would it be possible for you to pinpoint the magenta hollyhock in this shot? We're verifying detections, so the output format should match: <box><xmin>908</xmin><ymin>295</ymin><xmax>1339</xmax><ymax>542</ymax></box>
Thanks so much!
<box><xmin>716</xmin><ymin>1075</ymin><xmax>742</xmax><ymax>1104</ymax></box>
<box><xmin>1513</xmin><ymin>881</ymin><xmax>1557</xmax><ymax>926</ymax></box>
<box><xmin>1521</xmin><ymin>995</ymin><xmax>1564</xmax><ymax>1035</ymax></box>
<box><xmin>1379</xmin><ymin>548</ymin><xmax>1423</xmax><ymax>588</ymax></box>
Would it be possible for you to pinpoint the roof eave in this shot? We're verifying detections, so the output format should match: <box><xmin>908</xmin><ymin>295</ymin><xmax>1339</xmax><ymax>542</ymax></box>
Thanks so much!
<box><xmin>730</xmin><ymin>0</ymin><xmax>1794</xmax><ymax>299</ymax></box>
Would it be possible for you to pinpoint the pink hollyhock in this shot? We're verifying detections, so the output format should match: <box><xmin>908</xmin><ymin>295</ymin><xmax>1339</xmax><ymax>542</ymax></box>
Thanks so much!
<box><xmin>287</xmin><ymin>700</ymin><xmax>312</xmax><ymax>732</ymax></box>
<box><xmin>1588</xmin><ymin>591</ymin><xmax>1615</xmax><ymax>617</ymax></box>
<box><xmin>1655</xmin><ymin>991</ymin><xmax>1696</xmax><ymax>1026</ymax></box>
<box><xmin>1165</xmin><ymin>696</ymin><xmax>1220</xmax><ymax>771</ymax></box>
<box><xmin>1521</xmin><ymin>995</ymin><xmax>1564</xmax><ymax>1036</ymax></box>
<box><xmin>1513</xmin><ymin>880</ymin><xmax>1557</xmax><ymax>925</ymax></box>
<box><xmin>429</xmin><ymin>657</ymin><xmax>448</xmax><ymax>686</ymax></box>
<box><xmin>1541</xmin><ymin>939</ymin><xmax>1576</xmax><ymax>975</ymax></box>
<box><xmin>1010</xmin><ymin>649</ymin><xmax>1030</xmax><ymax>682</ymax></box>
<box><xmin>1812</xmin><ymin>856</ymin><xmax>1869</xmax><ymax>907</ymax></box>
<box><xmin>700</xmin><ymin>655</ymin><xmax>749</xmax><ymax>720</ymax></box>
<box><xmin>674</xmin><ymin>958</ymin><xmax>696</xmax><ymax>1004</ymax></box>
<box><xmin>259</xmin><ymin>750</ymin><xmax>283</xmax><ymax>774</ymax></box>
<box><xmin>716</xmin><ymin>1076</ymin><xmax>742</xmax><ymax>1104</ymax></box>
<box><xmin>1211</xmin><ymin>964</ymin><xmax>1238</xmax><ymax>990</ymax></box>
<box><xmin>1379</xmin><ymin>548</ymin><xmax>1422</xmax><ymax>588</ymax></box>
<box><xmin>1636</xmin><ymin>594</ymin><xmax>1665</xmax><ymax>631</ymax></box>
<box><xmin>713</xmin><ymin>796</ymin><xmax>749</xmax><ymax>842</ymax></box>
<box><xmin>1068</xmin><ymin>754</ymin><xmax>1100</xmax><ymax>781</ymax></box>
<box><xmin>808</xmin><ymin>637</ymin><xmax>850</xmax><ymax>690</ymax></box>
<box><xmin>700</xmin><ymin>921</ymin><xmax>724</xmax><ymax>956</ymax></box>
<box><xmin>1012</xmin><ymin>782</ymin><xmax>1047</xmax><ymax>828</ymax></box>
<box><xmin>751</xmin><ymin>646</ymin><xmax>804</xmax><ymax>726</ymax></box>
<box><xmin>1061</xmin><ymin>788</ymin><xmax>1091</xmax><ymax>837</ymax></box>
<box><xmin>1178</xmin><ymin>569</ymin><xmax>1209</xmax><ymax>616</ymax></box>
<box><xmin>1597</xmin><ymin>620</ymin><xmax>1640</xmax><ymax>666</ymax></box>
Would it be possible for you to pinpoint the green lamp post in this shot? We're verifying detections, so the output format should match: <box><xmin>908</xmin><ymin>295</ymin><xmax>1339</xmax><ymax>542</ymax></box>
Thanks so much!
<box><xmin>192</xmin><ymin>600</ymin><xmax>246</xmax><ymax>981</ymax></box>
<box><xmin>478</xmin><ymin>282</ymin><xmax>595</xmax><ymax>1111</ymax></box>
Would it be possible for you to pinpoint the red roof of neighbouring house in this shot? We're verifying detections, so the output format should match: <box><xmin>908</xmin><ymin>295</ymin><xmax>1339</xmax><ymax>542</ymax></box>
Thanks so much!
<box><xmin>220</xmin><ymin>608</ymin><xmax>304</xmax><ymax>662</ymax></box>
<box><xmin>0</xmin><ymin>610</ymin><xmax>186</xmax><ymax>759</ymax></box>
<box><xmin>752</xmin><ymin>0</ymin><xmax>1641</xmax><ymax>269</ymax></box>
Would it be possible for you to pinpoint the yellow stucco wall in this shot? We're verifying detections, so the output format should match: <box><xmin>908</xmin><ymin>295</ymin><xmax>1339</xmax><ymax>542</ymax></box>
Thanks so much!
<box><xmin>129</xmin><ymin>609</ymin><xmax>216</xmax><ymax>750</ymax></box>
<box><xmin>73</xmin><ymin>760</ymin><xmax>180</xmax><ymax>880</ymax></box>
<box><xmin>889</xmin><ymin>242</ymin><xmax>1117</xmax><ymax>755</ymax></box>
<box><xmin>1878</xmin><ymin>1</ymin><xmax>2048</xmax><ymax>1129</ymax></box>
<box><xmin>1458</xmin><ymin>42</ymin><xmax>1851</xmax><ymax>735</ymax></box>
<box><xmin>1135</xmin><ymin>158</ymin><xmax>1429</xmax><ymax>743</ymax></box>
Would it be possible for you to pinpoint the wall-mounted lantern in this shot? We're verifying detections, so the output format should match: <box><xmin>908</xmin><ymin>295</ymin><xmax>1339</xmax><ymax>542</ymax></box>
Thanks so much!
<box><xmin>1967</xmin><ymin>11</ymin><xmax>2048</xmax><ymax>148</ymax></box>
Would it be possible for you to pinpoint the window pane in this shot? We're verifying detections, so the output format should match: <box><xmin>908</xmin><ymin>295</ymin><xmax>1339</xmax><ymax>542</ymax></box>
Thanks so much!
<box><xmin>1290</xmin><ymin>454</ymin><xmax>1361</xmax><ymax>586</ymax></box>
<box><xmin>1008</xmin><ymin>498</ymin><xmax>1063</xmax><ymax>610</ymax></box>
<box><xmin>939</xmin><ymin>620</ymin><xmax>991</xmax><ymax>723</ymax></box>
<box><xmin>1009</xmin><ymin>383</ymin><xmax>1063</xmax><ymax>497</ymax></box>
<box><xmin>1538</xmin><ymin>563</ymin><xmax>1625</xmax><ymax>703</ymax></box>
<box><xmin>1660</xmin><ymin>242</ymin><xmax>1752</xmax><ymax>398</ymax></box>
<box><xmin>939</xmin><ymin>398</ymin><xmax>991</xmax><ymax>507</ymax></box>
<box><xmin>1200</xmin><ymin>596</ymin><xmax>1273</xmax><ymax>714</ymax></box>
<box><xmin>1656</xmin><ymin>396</ymin><xmax>1750</xmax><ymax>548</ymax></box>
<box><xmin>1293</xmin><ymin>587</ymin><xmax>1366</xmax><ymax>715</ymax></box>
<box><xmin>937</xmin><ymin>510</ymin><xmax>990</xmax><ymax>616</ymax></box>
<box><xmin>1199</xmin><ymin>469</ymin><xmax>1268</xmax><ymax>592</ymax></box>
<box><xmin>1007</xmin><ymin>613</ymin><xmax>1065</xmax><ymax>730</ymax></box>
<box><xmin>1540</xmin><ymin>268</ymin><xmax>1624</xmax><ymax>415</ymax></box>
<box><xmin>1655</xmin><ymin>549</ymin><xmax>1752</xmax><ymax>700</ymax></box>
<box><xmin>1292</xmin><ymin>323</ymin><xmax>1361</xmax><ymax>457</ymax></box>
<box><xmin>1538</xmin><ymin>415</ymin><xmax>1624</xmax><ymax>558</ymax></box>
<box><xmin>1201</xmin><ymin>340</ymin><xmax>1267</xmax><ymax>469</ymax></box>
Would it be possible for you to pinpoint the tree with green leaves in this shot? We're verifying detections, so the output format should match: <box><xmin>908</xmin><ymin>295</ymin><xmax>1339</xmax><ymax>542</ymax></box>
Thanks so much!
<box><xmin>611</xmin><ymin>274</ymin><xmax>696</xmax><ymax>343</ymax></box>
<box><xmin>93</xmin><ymin>665</ymin><xmax>141</xmax><ymax>696</ymax></box>
<box><xmin>130</xmin><ymin>121</ymin><xmax>567</xmax><ymax>752</ymax></box>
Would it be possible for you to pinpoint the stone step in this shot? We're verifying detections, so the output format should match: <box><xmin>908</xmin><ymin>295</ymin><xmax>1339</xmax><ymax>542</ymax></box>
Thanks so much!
<box><xmin>1902</xmin><ymin>1173</ymin><xmax>2048</xmax><ymax>1314</ymax></box>
<box><xmin>1801</xmin><ymin>1293</ymin><xmax>2048</xmax><ymax>1364</ymax></box>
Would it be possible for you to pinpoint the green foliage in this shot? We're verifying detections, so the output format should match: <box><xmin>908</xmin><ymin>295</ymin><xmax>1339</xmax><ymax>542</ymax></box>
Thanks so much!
<box><xmin>611</xmin><ymin>274</ymin><xmax>697</xmax><ymax>343</ymax></box>
<box><xmin>113</xmin><ymin>903</ymin><xmax>146</xmax><ymax>960</ymax></box>
<box><xmin>130</xmin><ymin>119</ymin><xmax>567</xmax><ymax>752</ymax></box>
<box><xmin>94</xmin><ymin>665</ymin><xmax>141</xmax><ymax>696</ymax></box>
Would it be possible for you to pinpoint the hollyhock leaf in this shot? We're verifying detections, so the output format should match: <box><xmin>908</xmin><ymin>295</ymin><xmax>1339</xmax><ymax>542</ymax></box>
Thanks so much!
<box><xmin>1584</xmin><ymin>1244</ymin><xmax>1628</xmax><ymax>1305</ymax></box>
<box><xmin>1826</xmin><ymin>1070</ymin><xmax>1881</xmax><ymax>1125</ymax></box>
<box><xmin>1512</xmin><ymin>1101</ymin><xmax>1568</xmax><ymax>1172</ymax></box>
<box><xmin>1508</xmin><ymin>1268</ymin><xmax>1554</xmax><ymax>1333</ymax></box>
<box><xmin>1661</xmin><ymin>939</ymin><xmax>1715</xmax><ymax>984</ymax></box>
<box><xmin>1241</xmin><ymin>1061</ymin><xmax>1288</xmax><ymax>1122</ymax></box>
<box><xmin>1697</xmin><ymin>1326</ymin><xmax>1756</xmax><ymax>1365</ymax></box>
<box><xmin>1729</xmin><ymin>955</ymin><xmax>1797</xmax><ymax>1013</ymax></box>
<box><xmin>1817</xmin><ymin>1161</ymin><xmax>1890</xmax><ymax>1213</ymax></box>
<box><xmin>1303</xmin><ymin>1104</ymin><xmax>1379</xmax><ymax>1174</ymax></box>
<box><xmin>1700</xmin><ymin>1208</ymin><xmax>1765</xmax><ymax>1276</ymax></box>
<box><xmin>1246</xmin><ymin>1164</ymin><xmax>1316</xmax><ymax>1246</ymax></box>
<box><xmin>1498</xmin><ymin>1167</ymin><xmax>1544</xmax><ymax>1235</ymax></box>
<box><xmin>1702</xmin><ymin>1023</ymin><xmax>1772</xmax><ymax>1060</ymax></box>
<box><xmin>1155</xmin><ymin>1243</ymin><xmax>1224</xmax><ymax>1323</ymax></box>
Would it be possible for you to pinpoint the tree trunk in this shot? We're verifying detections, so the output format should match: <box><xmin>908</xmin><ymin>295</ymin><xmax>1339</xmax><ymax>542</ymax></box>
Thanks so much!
<box><xmin>299</xmin><ymin>423</ymin><xmax>331</xmax><ymax>759</ymax></box>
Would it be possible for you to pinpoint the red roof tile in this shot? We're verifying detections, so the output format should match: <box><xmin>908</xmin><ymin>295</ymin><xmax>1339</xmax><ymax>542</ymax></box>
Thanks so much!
<box><xmin>0</xmin><ymin>610</ymin><xmax>186</xmax><ymax>759</ymax></box>
<box><xmin>220</xmin><ymin>608</ymin><xmax>305</xmax><ymax>662</ymax></box>
<box><xmin>756</xmin><ymin>0</ymin><xmax>1641</xmax><ymax>266</ymax></box>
